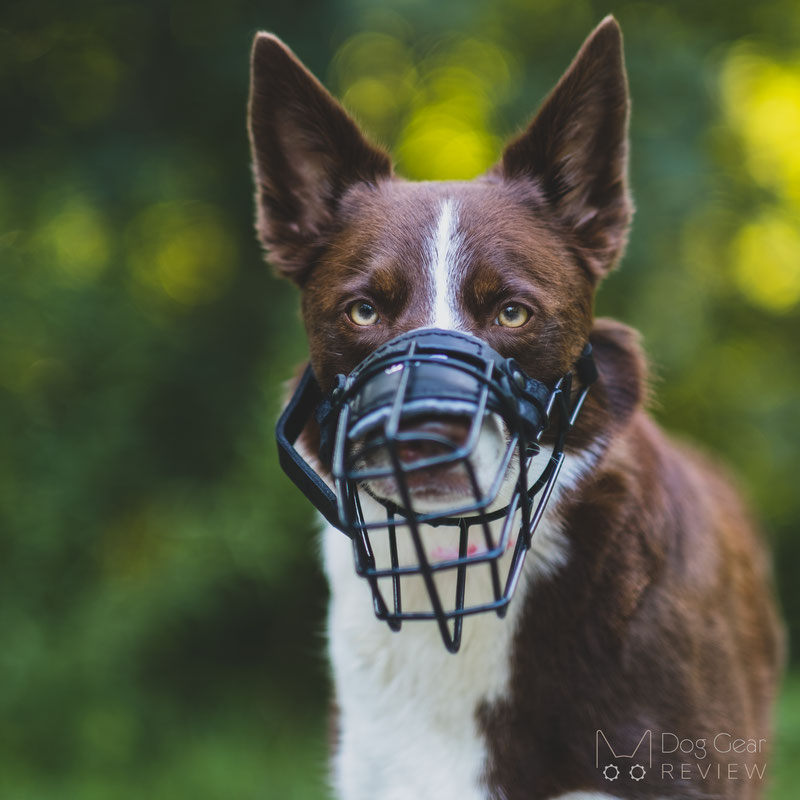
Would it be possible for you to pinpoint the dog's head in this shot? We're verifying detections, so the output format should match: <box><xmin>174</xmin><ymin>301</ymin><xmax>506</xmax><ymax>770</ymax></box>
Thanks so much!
<box><xmin>249</xmin><ymin>16</ymin><xmax>645</xmax><ymax>509</ymax></box>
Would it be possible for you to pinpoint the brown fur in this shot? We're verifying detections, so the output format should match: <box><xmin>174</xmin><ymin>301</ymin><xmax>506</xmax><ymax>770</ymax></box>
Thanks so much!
<box><xmin>248</xmin><ymin>16</ymin><xmax>783</xmax><ymax>798</ymax></box>
<box><xmin>479</xmin><ymin>412</ymin><xmax>782</xmax><ymax>797</ymax></box>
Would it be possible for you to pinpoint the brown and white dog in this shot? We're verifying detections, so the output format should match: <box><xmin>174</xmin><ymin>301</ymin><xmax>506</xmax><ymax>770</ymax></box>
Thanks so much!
<box><xmin>248</xmin><ymin>16</ymin><xmax>783</xmax><ymax>800</ymax></box>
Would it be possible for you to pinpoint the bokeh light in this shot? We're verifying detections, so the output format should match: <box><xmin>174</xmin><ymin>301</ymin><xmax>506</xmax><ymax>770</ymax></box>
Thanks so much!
<box><xmin>32</xmin><ymin>194</ymin><xmax>111</xmax><ymax>284</ymax></box>
<box><xmin>733</xmin><ymin>215</ymin><xmax>800</xmax><ymax>312</ymax></box>
<box><xmin>126</xmin><ymin>202</ymin><xmax>237</xmax><ymax>306</ymax></box>
<box><xmin>721</xmin><ymin>46</ymin><xmax>800</xmax><ymax>203</ymax></box>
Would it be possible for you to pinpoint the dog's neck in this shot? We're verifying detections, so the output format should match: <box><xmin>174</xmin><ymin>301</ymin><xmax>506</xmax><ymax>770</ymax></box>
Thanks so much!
<box><xmin>322</xmin><ymin>444</ymin><xmax>597</xmax><ymax>800</ymax></box>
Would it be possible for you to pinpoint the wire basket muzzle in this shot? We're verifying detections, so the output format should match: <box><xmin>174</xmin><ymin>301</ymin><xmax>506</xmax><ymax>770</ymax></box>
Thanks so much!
<box><xmin>328</xmin><ymin>329</ymin><xmax>553</xmax><ymax>652</ymax></box>
<box><xmin>274</xmin><ymin>327</ymin><xmax>596</xmax><ymax>652</ymax></box>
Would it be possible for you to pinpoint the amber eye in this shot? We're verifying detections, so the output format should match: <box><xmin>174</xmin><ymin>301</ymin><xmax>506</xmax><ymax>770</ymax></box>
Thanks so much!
<box><xmin>495</xmin><ymin>304</ymin><xmax>530</xmax><ymax>328</ymax></box>
<box><xmin>348</xmin><ymin>301</ymin><xmax>380</xmax><ymax>326</ymax></box>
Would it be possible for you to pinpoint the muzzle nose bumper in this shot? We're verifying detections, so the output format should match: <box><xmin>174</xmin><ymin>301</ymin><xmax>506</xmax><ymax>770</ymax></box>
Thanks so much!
<box><xmin>342</xmin><ymin>349</ymin><xmax>491</xmax><ymax>479</ymax></box>
<box><xmin>345</xmin><ymin>360</ymin><xmax>489</xmax><ymax>443</ymax></box>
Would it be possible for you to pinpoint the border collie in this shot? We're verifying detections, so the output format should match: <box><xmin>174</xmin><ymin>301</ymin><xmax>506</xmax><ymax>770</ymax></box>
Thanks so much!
<box><xmin>248</xmin><ymin>16</ymin><xmax>782</xmax><ymax>800</ymax></box>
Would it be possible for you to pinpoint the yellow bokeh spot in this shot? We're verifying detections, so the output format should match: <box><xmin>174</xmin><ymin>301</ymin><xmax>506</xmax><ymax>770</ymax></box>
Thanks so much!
<box><xmin>721</xmin><ymin>47</ymin><xmax>800</xmax><ymax>203</ymax></box>
<box><xmin>126</xmin><ymin>203</ymin><xmax>236</xmax><ymax>306</ymax></box>
<box><xmin>343</xmin><ymin>76</ymin><xmax>405</xmax><ymax>134</ymax></box>
<box><xmin>732</xmin><ymin>215</ymin><xmax>800</xmax><ymax>312</ymax></box>
<box><xmin>331</xmin><ymin>32</ymin><xmax>416</xmax><ymax>140</ymax></box>
<box><xmin>395</xmin><ymin>42</ymin><xmax>512</xmax><ymax>179</ymax></box>
<box><xmin>331</xmin><ymin>31</ymin><xmax>415</xmax><ymax>90</ymax></box>
<box><xmin>397</xmin><ymin>110</ymin><xmax>499</xmax><ymax>179</ymax></box>
<box><xmin>35</xmin><ymin>196</ymin><xmax>110</xmax><ymax>283</ymax></box>
<box><xmin>421</xmin><ymin>66</ymin><xmax>494</xmax><ymax>124</ymax></box>
<box><xmin>331</xmin><ymin>29</ymin><xmax>513</xmax><ymax>179</ymax></box>
<box><xmin>424</xmin><ymin>37</ymin><xmax>515</xmax><ymax>98</ymax></box>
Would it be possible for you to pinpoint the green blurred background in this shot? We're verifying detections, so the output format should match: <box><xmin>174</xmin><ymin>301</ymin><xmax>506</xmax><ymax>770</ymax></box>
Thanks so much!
<box><xmin>1</xmin><ymin>0</ymin><xmax>799</xmax><ymax>796</ymax></box>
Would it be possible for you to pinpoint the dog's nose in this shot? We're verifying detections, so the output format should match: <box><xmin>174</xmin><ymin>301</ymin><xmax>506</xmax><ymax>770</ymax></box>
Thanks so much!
<box><xmin>395</xmin><ymin>417</ymin><xmax>471</xmax><ymax>465</ymax></box>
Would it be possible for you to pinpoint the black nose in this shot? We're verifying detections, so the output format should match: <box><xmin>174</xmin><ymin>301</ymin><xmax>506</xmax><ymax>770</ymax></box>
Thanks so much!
<box><xmin>395</xmin><ymin>416</ymin><xmax>471</xmax><ymax>465</ymax></box>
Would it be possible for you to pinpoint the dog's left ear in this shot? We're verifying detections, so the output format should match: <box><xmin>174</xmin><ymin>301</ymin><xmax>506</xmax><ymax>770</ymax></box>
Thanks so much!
<box><xmin>500</xmin><ymin>16</ymin><xmax>632</xmax><ymax>280</ymax></box>
<box><xmin>248</xmin><ymin>33</ymin><xmax>392</xmax><ymax>285</ymax></box>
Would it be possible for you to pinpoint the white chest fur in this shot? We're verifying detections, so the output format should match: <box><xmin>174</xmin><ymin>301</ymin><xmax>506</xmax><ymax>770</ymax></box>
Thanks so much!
<box><xmin>322</xmin><ymin>453</ymin><xmax>592</xmax><ymax>800</ymax></box>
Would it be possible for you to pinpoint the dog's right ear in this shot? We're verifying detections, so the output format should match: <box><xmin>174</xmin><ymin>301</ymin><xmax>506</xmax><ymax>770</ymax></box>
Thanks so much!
<box><xmin>248</xmin><ymin>34</ymin><xmax>392</xmax><ymax>284</ymax></box>
<box><xmin>500</xmin><ymin>17</ymin><xmax>631</xmax><ymax>281</ymax></box>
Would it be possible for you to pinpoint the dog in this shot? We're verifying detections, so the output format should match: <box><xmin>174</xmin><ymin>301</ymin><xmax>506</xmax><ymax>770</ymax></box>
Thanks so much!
<box><xmin>247</xmin><ymin>16</ymin><xmax>783</xmax><ymax>800</ymax></box>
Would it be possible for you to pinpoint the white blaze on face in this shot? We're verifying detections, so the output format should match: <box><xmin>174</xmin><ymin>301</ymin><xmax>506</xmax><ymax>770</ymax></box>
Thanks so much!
<box><xmin>428</xmin><ymin>198</ymin><xmax>464</xmax><ymax>329</ymax></box>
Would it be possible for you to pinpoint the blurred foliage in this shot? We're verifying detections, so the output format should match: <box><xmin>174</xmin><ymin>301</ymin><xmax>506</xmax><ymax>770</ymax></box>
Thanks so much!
<box><xmin>1</xmin><ymin>0</ymin><xmax>799</xmax><ymax>796</ymax></box>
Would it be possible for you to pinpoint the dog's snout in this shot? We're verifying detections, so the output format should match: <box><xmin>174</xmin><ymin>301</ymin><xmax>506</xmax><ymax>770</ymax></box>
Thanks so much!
<box><xmin>395</xmin><ymin>417</ymin><xmax>471</xmax><ymax>465</ymax></box>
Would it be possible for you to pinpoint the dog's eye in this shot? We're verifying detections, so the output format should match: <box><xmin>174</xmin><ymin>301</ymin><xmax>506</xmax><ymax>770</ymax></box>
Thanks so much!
<box><xmin>348</xmin><ymin>301</ymin><xmax>380</xmax><ymax>326</ymax></box>
<box><xmin>494</xmin><ymin>304</ymin><xmax>530</xmax><ymax>328</ymax></box>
